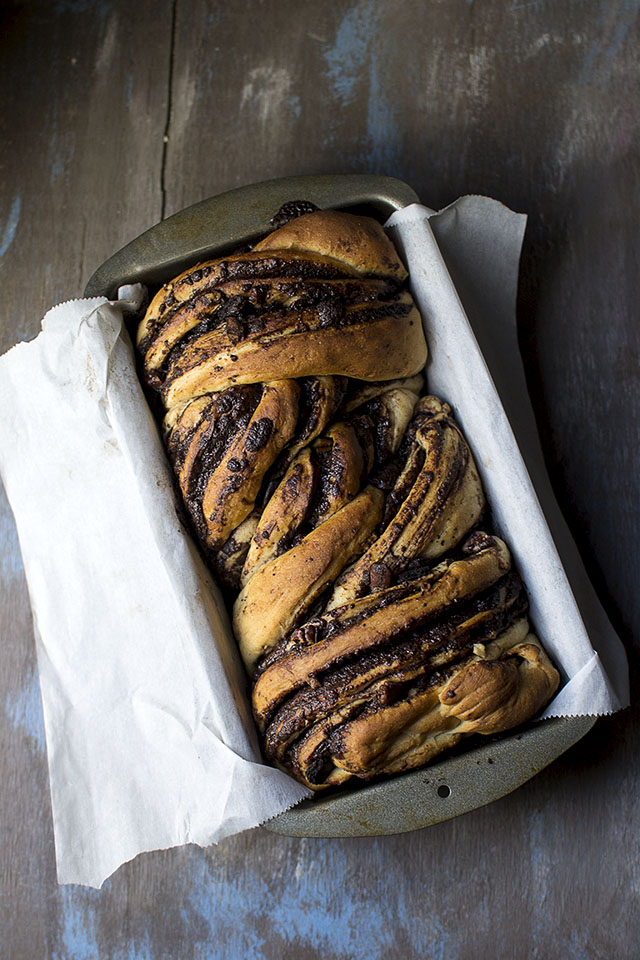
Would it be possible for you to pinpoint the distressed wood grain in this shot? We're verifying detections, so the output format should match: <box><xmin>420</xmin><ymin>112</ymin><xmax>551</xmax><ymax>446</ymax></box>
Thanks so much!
<box><xmin>1</xmin><ymin>0</ymin><xmax>638</xmax><ymax>958</ymax></box>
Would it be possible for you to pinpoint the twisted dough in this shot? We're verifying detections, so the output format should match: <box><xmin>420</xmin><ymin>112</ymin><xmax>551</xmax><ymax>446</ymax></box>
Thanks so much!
<box><xmin>253</xmin><ymin>533</ymin><xmax>558</xmax><ymax>788</ymax></box>
<box><xmin>137</xmin><ymin>208</ymin><xmax>559</xmax><ymax>790</ymax></box>
<box><xmin>138</xmin><ymin>210</ymin><xmax>426</xmax><ymax>405</ymax></box>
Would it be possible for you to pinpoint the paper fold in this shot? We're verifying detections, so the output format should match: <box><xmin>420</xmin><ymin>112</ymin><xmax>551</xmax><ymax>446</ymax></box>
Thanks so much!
<box><xmin>0</xmin><ymin>298</ymin><xmax>310</xmax><ymax>888</ymax></box>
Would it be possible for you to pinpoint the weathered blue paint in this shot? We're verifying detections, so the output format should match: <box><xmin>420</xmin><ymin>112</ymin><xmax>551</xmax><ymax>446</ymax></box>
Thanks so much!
<box><xmin>601</xmin><ymin>0</ymin><xmax>639</xmax><ymax>70</ymax></box>
<box><xmin>120</xmin><ymin>933</ymin><xmax>154</xmax><ymax>960</ymax></box>
<box><xmin>54</xmin><ymin>0</ymin><xmax>112</xmax><ymax>16</ymax></box>
<box><xmin>175</xmin><ymin>841</ymin><xmax>466</xmax><ymax>960</ymax></box>
<box><xmin>4</xmin><ymin>671</ymin><xmax>46</xmax><ymax>753</ymax></box>
<box><xmin>509</xmin><ymin>1</ymin><xmax>545</xmax><ymax>13</ymax></box>
<box><xmin>0</xmin><ymin>495</ymin><xmax>24</xmax><ymax>583</ymax></box>
<box><xmin>288</xmin><ymin>95</ymin><xmax>302</xmax><ymax>120</ymax></box>
<box><xmin>567</xmin><ymin>929</ymin><xmax>594</xmax><ymax>960</ymax></box>
<box><xmin>52</xmin><ymin>887</ymin><xmax>102</xmax><ymax>960</ymax></box>
<box><xmin>323</xmin><ymin>1</ymin><xmax>373</xmax><ymax>105</ymax></box>
<box><xmin>0</xmin><ymin>194</ymin><xmax>21</xmax><ymax>266</ymax></box>
<box><xmin>323</xmin><ymin>1</ymin><xmax>402</xmax><ymax>174</ymax></box>
<box><xmin>365</xmin><ymin>51</ymin><xmax>400</xmax><ymax>174</ymax></box>
<box><xmin>49</xmin><ymin>110</ymin><xmax>76</xmax><ymax>186</ymax></box>
<box><xmin>53</xmin><ymin>885</ymin><xmax>156</xmax><ymax>960</ymax></box>
<box><xmin>527</xmin><ymin>807</ymin><xmax>551</xmax><ymax>956</ymax></box>
<box><xmin>579</xmin><ymin>0</ymin><xmax>639</xmax><ymax>83</ymax></box>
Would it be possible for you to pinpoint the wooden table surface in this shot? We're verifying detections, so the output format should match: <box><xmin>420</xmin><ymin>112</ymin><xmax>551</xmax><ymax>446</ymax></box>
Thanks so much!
<box><xmin>2</xmin><ymin>2</ymin><xmax>638</xmax><ymax>957</ymax></box>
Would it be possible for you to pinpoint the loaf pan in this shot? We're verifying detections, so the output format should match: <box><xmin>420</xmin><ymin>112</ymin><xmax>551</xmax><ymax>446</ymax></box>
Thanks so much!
<box><xmin>85</xmin><ymin>173</ymin><xmax>595</xmax><ymax>837</ymax></box>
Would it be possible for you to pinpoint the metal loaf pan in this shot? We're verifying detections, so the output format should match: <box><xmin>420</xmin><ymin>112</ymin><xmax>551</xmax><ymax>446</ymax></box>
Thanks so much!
<box><xmin>85</xmin><ymin>174</ymin><xmax>594</xmax><ymax>838</ymax></box>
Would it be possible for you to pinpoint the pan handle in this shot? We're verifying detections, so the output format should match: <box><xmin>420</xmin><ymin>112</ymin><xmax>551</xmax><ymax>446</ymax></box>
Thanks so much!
<box><xmin>84</xmin><ymin>174</ymin><xmax>419</xmax><ymax>298</ymax></box>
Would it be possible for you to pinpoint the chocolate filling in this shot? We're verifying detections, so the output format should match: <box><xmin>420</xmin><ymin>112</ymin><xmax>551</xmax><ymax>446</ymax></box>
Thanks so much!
<box><xmin>262</xmin><ymin>572</ymin><xmax>526</xmax><ymax>748</ymax></box>
<box><xmin>169</xmin><ymin>384</ymin><xmax>261</xmax><ymax>512</ymax></box>
<box><xmin>270</xmin><ymin>200</ymin><xmax>320</xmax><ymax>227</ymax></box>
<box><xmin>145</xmin><ymin>281</ymin><xmax>409</xmax><ymax>389</ymax></box>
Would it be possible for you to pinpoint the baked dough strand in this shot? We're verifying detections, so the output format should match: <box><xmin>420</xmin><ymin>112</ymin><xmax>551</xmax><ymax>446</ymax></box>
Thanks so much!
<box><xmin>137</xmin><ymin>208</ymin><xmax>560</xmax><ymax>791</ymax></box>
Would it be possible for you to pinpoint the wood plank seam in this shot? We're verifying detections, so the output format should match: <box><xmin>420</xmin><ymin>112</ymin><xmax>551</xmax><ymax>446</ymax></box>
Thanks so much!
<box><xmin>161</xmin><ymin>0</ymin><xmax>179</xmax><ymax>221</ymax></box>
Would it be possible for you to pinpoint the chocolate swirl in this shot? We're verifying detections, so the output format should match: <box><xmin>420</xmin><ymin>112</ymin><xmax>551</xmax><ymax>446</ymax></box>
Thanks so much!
<box><xmin>137</xmin><ymin>209</ymin><xmax>559</xmax><ymax>792</ymax></box>
<box><xmin>254</xmin><ymin>535</ymin><xmax>558</xmax><ymax>789</ymax></box>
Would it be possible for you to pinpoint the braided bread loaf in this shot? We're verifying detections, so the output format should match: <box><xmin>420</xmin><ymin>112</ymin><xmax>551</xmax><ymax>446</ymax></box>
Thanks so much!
<box><xmin>137</xmin><ymin>207</ymin><xmax>559</xmax><ymax>790</ymax></box>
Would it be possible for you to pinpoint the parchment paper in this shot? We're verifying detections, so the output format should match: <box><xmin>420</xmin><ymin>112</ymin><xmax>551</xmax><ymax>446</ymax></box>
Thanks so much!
<box><xmin>0</xmin><ymin>196</ymin><xmax>628</xmax><ymax>889</ymax></box>
<box><xmin>0</xmin><ymin>294</ymin><xmax>311</xmax><ymax>889</ymax></box>
<box><xmin>386</xmin><ymin>201</ymin><xmax>628</xmax><ymax>715</ymax></box>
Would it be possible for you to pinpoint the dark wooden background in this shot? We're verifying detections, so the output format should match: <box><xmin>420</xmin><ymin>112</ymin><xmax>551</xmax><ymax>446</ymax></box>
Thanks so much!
<box><xmin>1</xmin><ymin>1</ymin><xmax>638</xmax><ymax>957</ymax></box>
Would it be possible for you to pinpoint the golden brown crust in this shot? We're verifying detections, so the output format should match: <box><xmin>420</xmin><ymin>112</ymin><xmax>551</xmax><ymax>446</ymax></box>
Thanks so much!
<box><xmin>262</xmin><ymin>573</ymin><xmax>528</xmax><ymax>767</ymax></box>
<box><xmin>252</xmin><ymin>525</ymin><xmax>559</xmax><ymax>790</ymax></box>
<box><xmin>138</xmin><ymin>211</ymin><xmax>426</xmax><ymax>409</ymax></box>
<box><xmin>161</xmin><ymin>294</ymin><xmax>426</xmax><ymax>406</ymax></box>
<box><xmin>263</xmin><ymin>612</ymin><xmax>559</xmax><ymax>789</ymax></box>
<box><xmin>331</xmin><ymin>624</ymin><xmax>559</xmax><ymax>781</ymax></box>
<box><xmin>165</xmin><ymin>380</ymin><xmax>299</xmax><ymax>552</ymax></box>
<box><xmin>234</xmin><ymin>486</ymin><xmax>384</xmax><ymax>672</ymax></box>
<box><xmin>241</xmin><ymin>448</ymin><xmax>317</xmax><ymax>583</ymax></box>
<box><xmin>230</xmin><ymin>376</ymin><xmax>427</xmax><ymax>676</ymax></box>
<box><xmin>140</xmin><ymin>206</ymin><xmax>408</xmax><ymax>352</ymax></box>
<box><xmin>341</xmin><ymin>374</ymin><xmax>424</xmax><ymax>412</ymax></box>
<box><xmin>137</xmin><ymin>250</ymin><xmax>362</xmax><ymax>354</ymax></box>
<box><xmin>327</xmin><ymin>396</ymin><xmax>485</xmax><ymax>609</ymax></box>
<box><xmin>252</xmin><ymin>533</ymin><xmax>512</xmax><ymax>730</ymax></box>
<box><xmin>241</xmin><ymin>421</ymin><xmax>364</xmax><ymax>584</ymax></box>
<box><xmin>283</xmin><ymin>375</ymin><xmax>347</xmax><ymax>461</ymax></box>
<box><xmin>253</xmin><ymin>210</ymin><xmax>408</xmax><ymax>281</ymax></box>
<box><xmin>213</xmin><ymin>511</ymin><xmax>259</xmax><ymax>592</ymax></box>
<box><xmin>136</xmin><ymin>206</ymin><xmax>560</xmax><ymax>793</ymax></box>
